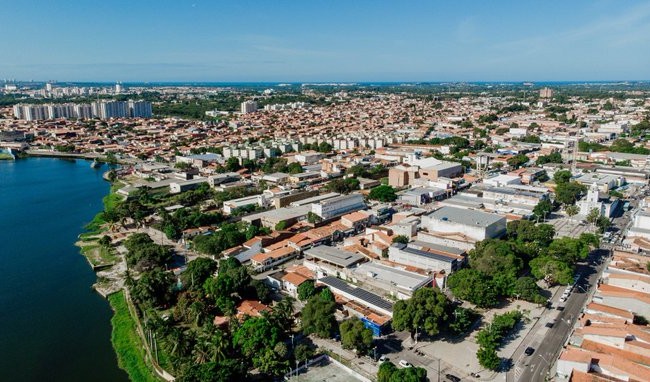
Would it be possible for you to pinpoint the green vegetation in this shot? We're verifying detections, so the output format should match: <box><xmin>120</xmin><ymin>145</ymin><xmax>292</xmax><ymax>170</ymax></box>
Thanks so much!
<box><xmin>325</xmin><ymin>177</ymin><xmax>360</xmax><ymax>193</ymax></box>
<box><xmin>448</xmin><ymin>219</ymin><xmax>596</xmax><ymax>308</ymax></box>
<box><xmin>368</xmin><ymin>185</ymin><xmax>398</xmax><ymax>202</ymax></box>
<box><xmin>339</xmin><ymin>318</ymin><xmax>374</xmax><ymax>355</ymax></box>
<box><xmin>392</xmin><ymin>235</ymin><xmax>410</xmax><ymax>244</ymax></box>
<box><xmin>476</xmin><ymin>310</ymin><xmax>523</xmax><ymax>370</ymax></box>
<box><xmin>192</xmin><ymin>222</ymin><xmax>249</xmax><ymax>256</ymax></box>
<box><xmin>108</xmin><ymin>291</ymin><xmax>159</xmax><ymax>382</ymax></box>
<box><xmin>301</xmin><ymin>288</ymin><xmax>338</xmax><ymax>338</ymax></box>
<box><xmin>536</xmin><ymin>151</ymin><xmax>563</xmax><ymax>165</ymax></box>
<box><xmin>377</xmin><ymin>361</ymin><xmax>427</xmax><ymax>382</ymax></box>
<box><xmin>392</xmin><ymin>287</ymin><xmax>451</xmax><ymax>337</ymax></box>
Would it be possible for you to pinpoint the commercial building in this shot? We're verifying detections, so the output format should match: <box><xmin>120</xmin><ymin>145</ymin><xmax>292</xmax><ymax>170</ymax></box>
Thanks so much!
<box><xmin>420</xmin><ymin>206</ymin><xmax>507</xmax><ymax>242</ymax></box>
<box><xmin>388</xmin><ymin>242</ymin><xmax>462</xmax><ymax>274</ymax></box>
<box><xmin>303</xmin><ymin>245</ymin><xmax>365</xmax><ymax>279</ymax></box>
<box><xmin>348</xmin><ymin>262</ymin><xmax>433</xmax><ymax>299</ymax></box>
<box><xmin>311</xmin><ymin>193</ymin><xmax>366</xmax><ymax>220</ymax></box>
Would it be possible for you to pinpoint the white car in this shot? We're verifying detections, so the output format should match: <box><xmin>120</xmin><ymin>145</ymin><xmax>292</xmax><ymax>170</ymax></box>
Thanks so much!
<box><xmin>378</xmin><ymin>355</ymin><xmax>389</xmax><ymax>364</ymax></box>
<box><xmin>399</xmin><ymin>360</ymin><xmax>413</xmax><ymax>368</ymax></box>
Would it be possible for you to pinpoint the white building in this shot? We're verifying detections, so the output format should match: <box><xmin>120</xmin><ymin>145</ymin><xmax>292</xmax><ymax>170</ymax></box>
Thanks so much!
<box><xmin>240</xmin><ymin>100</ymin><xmax>258</xmax><ymax>114</ymax></box>
<box><xmin>420</xmin><ymin>206</ymin><xmax>507</xmax><ymax>242</ymax></box>
<box><xmin>311</xmin><ymin>193</ymin><xmax>365</xmax><ymax>220</ymax></box>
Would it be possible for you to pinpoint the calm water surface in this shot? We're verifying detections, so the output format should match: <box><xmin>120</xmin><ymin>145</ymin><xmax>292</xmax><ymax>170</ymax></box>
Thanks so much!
<box><xmin>0</xmin><ymin>158</ymin><xmax>128</xmax><ymax>382</ymax></box>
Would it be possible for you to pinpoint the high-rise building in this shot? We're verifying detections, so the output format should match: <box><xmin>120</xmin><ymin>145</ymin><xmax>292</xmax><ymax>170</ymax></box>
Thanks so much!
<box><xmin>539</xmin><ymin>87</ymin><xmax>554</xmax><ymax>98</ymax></box>
<box><xmin>93</xmin><ymin>101</ymin><xmax>129</xmax><ymax>119</ymax></box>
<box><xmin>240</xmin><ymin>100</ymin><xmax>258</xmax><ymax>114</ymax></box>
<box><xmin>128</xmin><ymin>100</ymin><xmax>153</xmax><ymax>118</ymax></box>
<box><xmin>115</xmin><ymin>82</ymin><xmax>123</xmax><ymax>94</ymax></box>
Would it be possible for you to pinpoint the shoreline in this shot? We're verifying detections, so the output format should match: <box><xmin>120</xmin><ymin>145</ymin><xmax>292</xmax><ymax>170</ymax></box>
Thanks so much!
<box><xmin>76</xmin><ymin>177</ymin><xmax>168</xmax><ymax>381</ymax></box>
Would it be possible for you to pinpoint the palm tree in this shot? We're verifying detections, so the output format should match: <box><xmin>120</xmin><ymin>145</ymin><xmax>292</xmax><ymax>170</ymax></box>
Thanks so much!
<box><xmin>272</xmin><ymin>297</ymin><xmax>295</xmax><ymax>331</ymax></box>
<box><xmin>565</xmin><ymin>205</ymin><xmax>579</xmax><ymax>221</ymax></box>
<box><xmin>209</xmin><ymin>329</ymin><xmax>230</xmax><ymax>363</ymax></box>
<box><xmin>192</xmin><ymin>337</ymin><xmax>211</xmax><ymax>364</ymax></box>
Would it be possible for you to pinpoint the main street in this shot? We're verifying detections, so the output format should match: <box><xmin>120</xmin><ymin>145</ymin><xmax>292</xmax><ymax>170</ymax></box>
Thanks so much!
<box><xmin>510</xmin><ymin>248</ymin><xmax>610</xmax><ymax>382</ymax></box>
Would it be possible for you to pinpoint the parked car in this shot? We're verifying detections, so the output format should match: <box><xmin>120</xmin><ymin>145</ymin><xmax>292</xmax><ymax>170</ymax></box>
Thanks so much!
<box><xmin>446</xmin><ymin>374</ymin><xmax>461</xmax><ymax>382</ymax></box>
<box><xmin>399</xmin><ymin>360</ymin><xmax>412</xmax><ymax>368</ymax></box>
<box><xmin>525</xmin><ymin>347</ymin><xmax>535</xmax><ymax>356</ymax></box>
<box><xmin>378</xmin><ymin>355</ymin><xmax>388</xmax><ymax>364</ymax></box>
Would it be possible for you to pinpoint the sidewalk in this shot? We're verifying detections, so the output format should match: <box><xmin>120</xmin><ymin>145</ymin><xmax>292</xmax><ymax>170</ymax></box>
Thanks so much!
<box><xmin>310</xmin><ymin>336</ymin><xmax>379</xmax><ymax>380</ymax></box>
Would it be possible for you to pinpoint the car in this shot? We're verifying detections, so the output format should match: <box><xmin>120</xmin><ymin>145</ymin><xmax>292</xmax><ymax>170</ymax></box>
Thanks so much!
<box><xmin>378</xmin><ymin>355</ymin><xmax>389</xmax><ymax>364</ymax></box>
<box><xmin>545</xmin><ymin>321</ymin><xmax>554</xmax><ymax>328</ymax></box>
<box><xmin>445</xmin><ymin>374</ymin><xmax>461</xmax><ymax>382</ymax></box>
<box><xmin>525</xmin><ymin>347</ymin><xmax>535</xmax><ymax>356</ymax></box>
<box><xmin>399</xmin><ymin>360</ymin><xmax>412</xmax><ymax>368</ymax></box>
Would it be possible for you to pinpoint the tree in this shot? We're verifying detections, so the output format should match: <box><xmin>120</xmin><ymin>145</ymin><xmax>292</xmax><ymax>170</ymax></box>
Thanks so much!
<box><xmin>392</xmin><ymin>287</ymin><xmax>450</xmax><ymax>337</ymax></box>
<box><xmin>301</xmin><ymin>289</ymin><xmax>337</xmax><ymax>338</ymax></box>
<box><xmin>256</xmin><ymin>346</ymin><xmax>289</xmax><ymax>377</ymax></box>
<box><xmin>532</xmin><ymin>199</ymin><xmax>553</xmax><ymax>221</ymax></box>
<box><xmin>586</xmin><ymin>208</ymin><xmax>600</xmax><ymax>226</ymax></box>
<box><xmin>555</xmin><ymin>181</ymin><xmax>586</xmax><ymax>205</ymax></box>
<box><xmin>307</xmin><ymin>211</ymin><xmax>322</xmax><ymax>224</ymax></box>
<box><xmin>339</xmin><ymin>318</ymin><xmax>374</xmax><ymax>356</ymax></box>
<box><xmin>447</xmin><ymin>268</ymin><xmax>499</xmax><ymax>308</ymax></box>
<box><xmin>392</xmin><ymin>235</ymin><xmax>410</xmax><ymax>244</ymax></box>
<box><xmin>513</xmin><ymin>277</ymin><xmax>545</xmax><ymax>303</ymax></box>
<box><xmin>368</xmin><ymin>185</ymin><xmax>397</xmax><ymax>202</ymax></box>
<box><xmin>507</xmin><ymin>154</ymin><xmax>529</xmax><ymax>169</ymax></box>
<box><xmin>530</xmin><ymin>256</ymin><xmax>573</xmax><ymax>285</ymax></box>
<box><xmin>181</xmin><ymin>257</ymin><xmax>217</xmax><ymax>290</ymax></box>
<box><xmin>553</xmin><ymin>170</ymin><xmax>573</xmax><ymax>184</ymax></box>
<box><xmin>318</xmin><ymin>142</ymin><xmax>333</xmax><ymax>153</ymax></box>
<box><xmin>232</xmin><ymin>316</ymin><xmax>280</xmax><ymax>361</ymax></box>
<box><xmin>130</xmin><ymin>268</ymin><xmax>175</xmax><ymax>308</ymax></box>
<box><xmin>378</xmin><ymin>362</ymin><xmax>398</xmax><ymax>382</ymax></box>
<box><xmin>565</xmin><ymin>205</ymin><xmax>579</xmax><ymax>220</ymax></box>
<box><xmin>225</xmin><ymin>157</ymin><xmax>241</xmax><ymax>172</ymax></box>
<box><xmin>377</xmin><ymin>362</ymin><xmax>427</xmax><ymax>382</ymax></box>
<box><xmin>596</xmin><ymin>216</ymin><xmax>611</xmax><ymax>233</ymax></box>
<box><xmin>477</xmin><ymin>346</ymin><xmax>500</xmax><ymax>370</ymax></box>
<box><xmin>294</xmin><ymin>344</ymin><xmax>314</xmax><ymax>362</ymax></box>
<box><xmin>297</xmin><ymin>280</ymin><xmax>317</xmax><ymax>301</ymax></box>
<box><xmin>98</xmin><ymin>235</ymin><xmax>112</xmax><ymax>247</ymax></box>
<box><xmin>287</xmin><ymin>162</ymin><xmax>303</xmax><ymax>174</ymax></box>
<box><xmin>275</xmin><ymin>221</ymin><xmax>287</xmax><ymax>231</ymax></box>
<box><xmin>448</xmin><ymin>307</ymin><xmax>476</xmax><ymax>335</ymax></box>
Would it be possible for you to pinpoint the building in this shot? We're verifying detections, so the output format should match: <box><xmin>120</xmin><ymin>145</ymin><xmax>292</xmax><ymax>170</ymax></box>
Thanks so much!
<box><xmin>539</xmin><ymin>87</ymin><xmax>554</xmax><ymax>98</ymax></box>
<box><xmin>240</xmin><ymin>100</ymin><xmax>258</xmax><ymax>114</ymax></box>
<box><xmin>311</xmin><ymin>193</ymin><xmax>365</xmax><ymax>220</ymax></box>
<box><xmin>348</xmin><ymin>262</ymin><xmax>433</xmax><ymax>299</ymax></box>
<box><xmin>388</xmin><ymin>242</ymin><xmax>462</xmax><ymax>274</ymax></box>
<box><xmin>128</xmin><ymin>100</ymin><xmax>153</xmax><ymax>117</ymax></box>
<box><xmin>303</xmin><ymin>245</ymin><xmax>365</xmax><ymax>279</ymax></box>
<box><xmin>420</xmin><ymin>206</ymin><xmax>507</xmax><ymax>242</ymax></box>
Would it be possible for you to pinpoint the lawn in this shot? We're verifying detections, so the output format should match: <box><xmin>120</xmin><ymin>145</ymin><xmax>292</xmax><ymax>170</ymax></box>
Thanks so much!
<box><xmin>108</xmin><ymin>291</ymin><xmax>159</xmax><ymax>382</ymax></box>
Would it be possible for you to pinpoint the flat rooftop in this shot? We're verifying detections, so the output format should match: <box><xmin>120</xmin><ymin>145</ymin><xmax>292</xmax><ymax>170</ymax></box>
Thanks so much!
<box><xmin>291</xmin><ymin>192</ymin><xmax>340</xmax><ymax>206</ymax></box>
<box><xmin>410</xmin><ymin>240</ymin><xmax>467</xmax><ymax>256</ymax></box>
<box><xmin>392</xmin><ymin>243</ymin><xmax>457</xmax><ymax>264</ymax></box>
<box><xmin>304</xmin><ymin>245</ymin><xmax>364</xmax><ymax>268</ymax></box>
<box><xmin>427</xmin><ymin>206</ymin><xmax>504</xmax><ymax>228</ymax></box>
<box><xmin>319</xmin><ymin>276</ymin><xmax>394</xmax><ymax>313</ymax></box>
<box><xmin>352</xmin><ymin>262</ymin><xmax>432</xmax><ymax>291</ymax></box>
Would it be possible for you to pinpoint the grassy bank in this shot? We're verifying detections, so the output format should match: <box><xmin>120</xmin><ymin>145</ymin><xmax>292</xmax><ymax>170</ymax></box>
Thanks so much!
<box><xmin>83</xmin><ymin>181</ymin><xmax>124</xmax><ymax>235</ymax></box>
<box><xmin>0</xmin><ymin>153</ymin><xmax>15</xmax><ymax>160</ymax></box>
<box><xmin>108</xmin><ymin>291</ymin><xmax>159</xmax><ymax>382</ymax></box>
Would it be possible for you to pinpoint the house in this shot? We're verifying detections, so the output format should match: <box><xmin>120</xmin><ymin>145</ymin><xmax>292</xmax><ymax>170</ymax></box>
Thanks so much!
<box><xmin>250</xmin><ymin>246</ymin><xmax>298</xmax><ymax>272</ymax></box>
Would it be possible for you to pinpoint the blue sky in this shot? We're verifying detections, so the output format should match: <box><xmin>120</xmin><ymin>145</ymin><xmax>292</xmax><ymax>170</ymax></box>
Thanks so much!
<box><xmin>1</xmin><ymin>0</ymin><xmax>649</xmax><ymax>82</ymax></box>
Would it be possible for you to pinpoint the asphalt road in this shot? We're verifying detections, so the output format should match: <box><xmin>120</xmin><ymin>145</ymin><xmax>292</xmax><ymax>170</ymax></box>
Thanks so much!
<box><xmin>510</xmin><ymin>249</ymin><xmax>610</xmax><ymax>382</ymax></box>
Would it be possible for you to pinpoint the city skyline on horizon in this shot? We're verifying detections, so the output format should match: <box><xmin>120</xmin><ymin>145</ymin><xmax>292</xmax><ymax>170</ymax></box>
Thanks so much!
<box><xmin>1</xmin><ymin>0</ymin><xmax>650</xmax><ymax>82</ymax></box>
